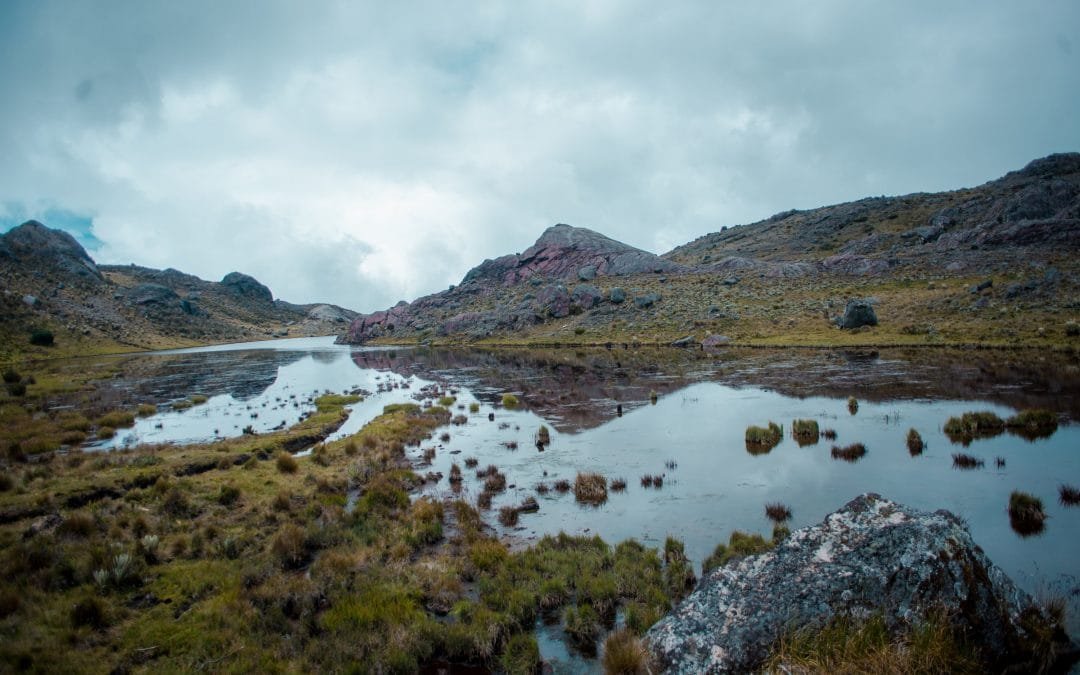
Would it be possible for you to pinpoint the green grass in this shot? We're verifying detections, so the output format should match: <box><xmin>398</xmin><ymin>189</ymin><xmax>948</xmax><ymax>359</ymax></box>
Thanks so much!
<box><xmin>702</xmin><ymin>530</ymin><xmax>774</xmax><ymax>574</ymax></box>
<box><xmin>745</xmin><ymin>422</ymin><xmax>782</xmax><ymax>454</ymax></box>
<box><xmin>944</xmin><ymin>411</ymin><xmax>1005</xmax><ymax>444</ymax></box>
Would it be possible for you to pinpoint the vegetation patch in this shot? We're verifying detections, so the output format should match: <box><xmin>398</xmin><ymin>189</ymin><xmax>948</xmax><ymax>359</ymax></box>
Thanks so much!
<box><xmin>765</xmin><ymin>502</ymin><xmax>792</xmax><ymax>523</ymax></box>
<box><xmin>906</xmin><ymin>428</ymin><xmax>924</xmax><ymax>455</ymax></box>
<box><xmin>1059</xmin><ymin>484</ymin><xmax>1080</xmax><ymax>506</ymax></box>
<box><xmin>574</xmin><ymin>472</ymin><xmax>608</xmax><ymax>505</ymax></box>
<box><xmin>831</xmin><ymin>443</ymin><xmax>867</xmax><ymax>462</ymax></box>
<box><xmin>745</xmin><ymin>421</ymin><xmax>782</xmax><ymax>454</ymax></box>
<box><xmin>501</xmin><ymin>393</ymin><xmax>519</xmax><ymax>409</ymax></box>
<box><xmin>1008</xmin><ymin>491</ymin><xmax>1046</xmax><ymax>537</ymax></box>
<box><xmin>702</xmin><ymin>530</ymin><xmax>774</xmax><ymax>574</ymax></box>
<box><xmin>1004</xmin><ymin>409</ymin><xmax>1058</xmax><ymax>440</ymax></box>
<box><xmin>791</xmin><ymin>419</ymin><xmax>819</xmax><ymax>446</ymax></box>
<box><xmin>944</xmin><ymin>411</ymin><xmax>1005</xmax><ymax>445</ymax></box>
<box><xmin>952</xmin><ymin>453</ymin><xmax>984</xmax><ymax>470</ymax></box>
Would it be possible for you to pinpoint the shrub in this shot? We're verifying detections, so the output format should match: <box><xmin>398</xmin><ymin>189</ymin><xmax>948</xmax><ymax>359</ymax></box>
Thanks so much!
<box><xmin>70</xmin><ymin>595</ymin><xmax>109</xmax><ymax>629</ymax></box>
<box><xmin>58</xmin><ymin>511</ymin><xmax>96</xmax><ymax>538</ymax></box>
<box><xmin>276</xmin><ymin>452</ymin><xmax>299</xmax><ymax>473</ymax></box>
<box><xmin>217</xmin><ymin>485</ymin><xmax>241</xmax><ymax>506</ymax></box>
<box><xmin>97</xmin><ymin>411</ymin><xmax>136</xmax><ymax>429</ymax></box>
<box><xmin>1008</xmin><ymin>491</ymin><xmax>1046</xmax><ymax>537</ymax></box>
<box><xmin>906</xmin><ymin>428</ymin><xmax>924</xmax><ymax>455</ymax></box>
<box><xmin>564</xmin><ymin>604</ymin><xmax>602</xmax><ymax>645</ymax></box>
<box><xmin>29</xmin><ymin>329</ymin><xmax>54</xmax><ymax>346</ymax></box>
<box><xmin>1004</xmin><ymin>409</ymin><xmax>1058</xmax><ymax>440</ymax></box>
<box><xmin>501</xmin><ymin>393</ymin><xmax>520</xmax><ymax>409</ymax></box>
<box><xmin>5</xmin><ymin>381</ymin><xmax>26</xmax><ymax>396</ymax></box>
<box><xmin>96</xmin><ymin>426</ymin><xmax>116</xmax><ymax>440</ymax></box>
<box><xmin>2</xmin><ymin>369</ymin><xmax>20</xmax><ymax>383</ymax></box>
<box><xmin>831</xmin><ymin>443</ymin><xmax>867</xmax><ymax>462</ymax></box>
<box><xmin>469</xmin><ymin>402</ymin><xmax>480</xmax><ymax>413</ymax></box>
<box><xmin>574</xmin><ymin>472</ymin><xmax>608</xmax><ymax>505</ymax></box>
<box><xmin>603</xmin><ymin>628</ymin><xmax>651</xmax><ymax>674</ymax></box>
<box><xmin>437</xmin><ymin>395</ymin><xmax>456</xmax><ymax>407</ymax></box>
<box><xmin>1066</xmin><ymin>321</ymin><xmax>1079</xmax><ymax>337</ymax></box>
<box><xmin>498</xmin><ymin>506</ymin><xmax>519</xmax><ymax>527</ymax></box>
<box><xmin>271</xmin><ymin>524</ymin><xmax>310</xmax><ymax>569</ymax></box>
<box><xmin>0</xmin><ymin>472</ymin><xmax>12</xmax><ymax>492</ymax></box>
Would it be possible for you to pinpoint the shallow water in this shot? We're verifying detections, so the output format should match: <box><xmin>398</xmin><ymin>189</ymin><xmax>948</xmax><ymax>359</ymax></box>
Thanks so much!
<box><xmin>76</xmin><ymin>337</ymin><xmax>1080</xmax><ymax>663</ymax></box>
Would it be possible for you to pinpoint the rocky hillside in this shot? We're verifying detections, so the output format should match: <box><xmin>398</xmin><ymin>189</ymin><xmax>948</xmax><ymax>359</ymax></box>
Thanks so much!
<box><xmin>1</xmin><ymin>220</ymin><xmax>357</xmax><ymax>358</ymax></box>
<box><xmin>340</xmin><ymin>153</ymin><xmax>1080</xmax><ymax>348</ymax></box>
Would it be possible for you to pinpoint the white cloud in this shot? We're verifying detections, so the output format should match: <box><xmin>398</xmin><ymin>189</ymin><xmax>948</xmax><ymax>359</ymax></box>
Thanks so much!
<box><xmin>0</xmin><ymin>1</ymin><xmax>1077</xmax><ymax>311</ymax></box>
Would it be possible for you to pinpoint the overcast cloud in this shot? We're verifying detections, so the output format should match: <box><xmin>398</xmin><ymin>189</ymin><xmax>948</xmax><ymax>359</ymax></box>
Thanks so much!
<box><xmin>1</xmin><ymin>1</ymin><xmax>1077</xmax><ymax>311</ymax></box>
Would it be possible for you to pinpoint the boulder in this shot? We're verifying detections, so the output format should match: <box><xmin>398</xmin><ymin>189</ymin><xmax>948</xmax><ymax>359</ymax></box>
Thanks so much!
<box><xmin>577</xmin><ymin>265</ymin><xmax>597</xmax><ymax>281</ymax></box>
<box><xmin>701</xmin><ymin>335</ymin><xmax>731</xmax><ymax>350</ymax></box>
<box><xmin>608</xmin><ymin>287</ymin><xmax>626</xmax><ymax>304</ymax></box>
<box><xmin>647</xmin><ymin>493</ymin><xmax>1072</xmax><ymax>674</ymax></box>
<box><xmin>221</xmin><ymin>272</ymin><xmax>273</xmax><ymax>303</ymax></box>
<box><xmin>671</xmin><ymin>335</ymin><xmax>695</xmax><ymax>348</ymax></box>
<box><xmin>836</xmin><ymin>299</ymin><xmax>877</xmax><ymax>329</ymax></box>
<box><xmin>634</xmin><ymin>293</ymin><xmax>661</xmax><ymax>309</ymax></box>
<box><xmin>537</xmin><ymin>284</ymin><xmax>571</xmax><ymax>318</ymax></box>
<box><xmin>127</xmin><ymin>283</ymin><xmax>179</xmax><ymax>306</ymax></box>
<box><xmin>571</xmin><ymin>284</ymin><xmax>602</xmax><ymax>310</ymax></box>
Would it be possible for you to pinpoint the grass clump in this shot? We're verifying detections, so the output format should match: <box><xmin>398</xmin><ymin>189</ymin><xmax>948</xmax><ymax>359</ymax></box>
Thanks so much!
<box><xmin>500</xmin><ymin>633</ymin><xmax>540</xmax><ymax>673</ymax></box>
<box><xmin>437</xmin><ymin>395</ymin><xmax>456</xmax><ymax>407</ymax></box>
<box><xmin>1059</xmin><ymin>484</ymin><xmax>1080</xmax><ymax>506</ymax></box>
<box><xmin>791</xmin><ymin>419</ymin><xmax>819</xmax><ymax>445</ymax></box>
<box><xmin>468</xmin><ymin>402</ymin><xmax>480</xmax><ymax>413</ymax></box>
<box><xmin>944</xmin><ymin>411</ymin><xmax>1005</xmax><ymax>445</ymax></box>
<box><xmin>831</xmin><ymin>443</ymin><xmax>867</xmax><ymax>462</ymax></box>
<box><xmin>822</xmin><ymin>428</ymin><xmax>837</xmax><ymax>441</ymax></box>
<box><xmin>97</xmin><ymin>410</ymin><xmax>135</xmax><ymax>429</ymax></box>
<box><xmin>602</xmin><ymin>627</ymin><xmax>651</xmax><ymax>674</ymax></box>
<box><xmin>763</xmin><ymin>613</ymin><xmax>981</xmax><ymax>674</ymax></box>
<box><xmin>745</xmin><ymin>421</ymin><xmax>782</xmax><ymax>454</ymax></box>
<box><xmin>1004</xmin><ymin>409</ymin><xmax>1059</xmax><ymax>440</ymax></box>
<box><xmin>952</xmin><ymin>453</ymin><xmax>984</xmax><ymax>469</ymax></box>
<box><xmin>1008</xmin><ymin>491</ymin><xmax>1046</xmax><ymax>537</ymax></box>
<box><xmin>847</xmin><ymin>396</ymin><xmax>858</xmax><ymax>414</ymax></box>
<box><xmin>537</xmin><ymin>424</ymin><xmax>551</xmax><ymax>445</ymax></box>
<box><xmin>765</xmin><ymin>502</ymin><xmax>792</xmax><ymax>523</ymax></box>
<box><xmin>574</xmin><ymin>472</ymin><xmax>608</xmax><ymax>505</ymax></box>
<box><xmin>501</xmin><ymin>393</ymin><xmax>519</xmax><ymax>408</ymax></box>
<box><xmin>906</xmin><ymin>428</ymin><xmax>924</xmax><ymax>455</ymax></box>
<box><xmin>136</xmin><ymin>403</ymin><xmax>157</xmax><ymax>417</ymax></box>
<box><xmin>702</xmin><ymin>531</ymin><xmax>774</xmax><ymax>574</ymax></box>
<box><xmin>275</xmin><ymin>451</ymin><xmax>299</xmax><ymax>473</ymax></box>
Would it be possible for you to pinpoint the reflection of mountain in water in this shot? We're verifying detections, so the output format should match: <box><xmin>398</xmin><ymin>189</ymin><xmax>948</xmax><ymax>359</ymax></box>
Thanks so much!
<box><xmin>107</xmin><ymin>349</ymin><xmax>306</xmax><ymax>403</ymax></box>
<box><xmin>354</xmin><ymin>347</ymin><xmax>1080</xmax><ymax>433</ymax></box>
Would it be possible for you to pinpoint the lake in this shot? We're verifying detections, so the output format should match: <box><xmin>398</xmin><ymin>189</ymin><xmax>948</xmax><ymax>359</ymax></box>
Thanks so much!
<box><xmin>77</xmin><ymin>336</ymin><xmax>1080</xmax><ymax>657</ymax></box>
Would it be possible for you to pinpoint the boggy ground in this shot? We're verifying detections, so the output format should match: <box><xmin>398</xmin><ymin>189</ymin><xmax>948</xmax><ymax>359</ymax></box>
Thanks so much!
<box><xmin>0</xmin><ymin>382</ymin><xmax>685</xmax><ymax>672</ymax></box>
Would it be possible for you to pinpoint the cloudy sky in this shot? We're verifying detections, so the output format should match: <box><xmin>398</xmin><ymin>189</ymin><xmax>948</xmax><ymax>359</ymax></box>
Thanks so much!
<box><xmin>1</xmin><ymin>2</ymin><xmax>1077</xmax><ymax>312</ymax></box>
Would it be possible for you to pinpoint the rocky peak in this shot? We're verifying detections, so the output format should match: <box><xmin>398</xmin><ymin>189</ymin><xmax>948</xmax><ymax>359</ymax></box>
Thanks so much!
<box><xmin>1</xmin><ymin>220</ymin><xmax>102</xmax><ymax>281</ymax></box>
<box><xmin>462</xmin><ymin>223</ymin><xmax>685</xmax><ymax>286</ymax></box>
<box><xmin>221</xmin><ymin>272</ymin><xmax>273</xmax><ymax>303</ymax></box>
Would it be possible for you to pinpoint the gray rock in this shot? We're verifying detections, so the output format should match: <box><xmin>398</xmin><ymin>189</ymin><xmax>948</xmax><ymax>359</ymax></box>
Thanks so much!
<box><xmin>646</xmin><ymin>493</ymin><xmax>1071</xmax><ymax>674</ymax></box>
<box><xmin>701</xmin><ymin>335</ymin><xmax>731</xmax><ymax>350</ymax></box>
<box><xmin>537</xmin><ymin>284</ymin><xmax>571</xmax><ymax>318</ymax></box>
<box><xmin>1044</xmin><ymin>267</ymin><xmax>1061</xmax><ymax>284</ymax></box>
<box><xmin>127</xmin><ymin>283</ymin><xmax>179</xmax><ymax>306</ymax></box>
<box><xmin>21</xmin><ymin>294</ymin><xmax>39</xmax><ymax>308</ymax></box>
<box><xmin>221</xmin><ymin>272</ymin><xmax>273</xmax><ymax>303</ymax></box>
<box><xmin>608</xmin><ymin>287</ymin><xmax>626</xmax><ymax>304</ymax></box>
<box><xmin>970</xmin><ymin>278</ymin><xmax>993</xmax><ymax>294</ymax></box>
<box><xmin>577</xmin><ymin>265</ymin><xmax>597</xmax><ymax>281</ymax></box>
<box><xmin>946</xmin><ymin>261</ymin><xmax>965</xmax><ymax>272</ymax></box>
<box><xmin>571</xmin><ymin>284</ymin><xmax>602</xmax><ymax>310</ymax></box>
<box><xmin>671</xmin><ymin>335</ymin><xmax>695</xmax><ymax>348</ymax></box>
<box><xmin>722</xmin><ymin>276</ymin><xmax>739</xmax><ymax>286</ymax></box>
<box><xmin>634</xmin><ymin>293</ymin><xmax>661</xmax><ymax>309</ymax></box>
<box><xmin>836</xmin><ymin>299</ymin><xmax>877</xmax><ymax>329</ymax></box>
<box><xmin>1005</xmin><ymin>283</ymin><xmax>1025</xmax><ymax>299</ymax></box>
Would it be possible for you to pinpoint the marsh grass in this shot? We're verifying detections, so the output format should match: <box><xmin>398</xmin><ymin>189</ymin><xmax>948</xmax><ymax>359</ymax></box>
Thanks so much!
<box><xmin>1059</xmin><ymin>484</ymin><xmax>1080</xmax><ymax>506</ymax></box>
<box><xmin>952</xmin><ymin>453</ymin><xmax>984</xmax><ymax>470</ymax></box>
<box><xmin>763</xmin><ymin>613</ymin><xmax>982</xmax><ymax>674</ymax></box>
<box><xmin>906</xmin><ymin>428</ymin><xmax>924</xmax><ymax>455</ymax></box>
<box><xmin>702</xmin><ymin>531</ymin><xmax>773</xmax><ymax>574</ymax></box>
<box><xmin>602</xmin><ymin>627</ymin><xmax>651</xmax><ymax>674</ymax></box>
<box><xmin>501</xmin><ymin>393</ymin><xmax>520</xmax><ymax>409</ymax></box>
<box><xmin>553</xmin><ymin>479</ymin><xmax>571</xmax><ymax>493</ymax></box>
<box><xmin>537</xmin><ymin>425</ymin><xmax>551</xmax><ymax>445</ymax></box>
<box><xmin>611</xmin><ymin>478</ymin><xmax>627</xmax><ymax>492</ymax></box>
<box><xmin>575</xmin><ymin>472</ymin><xmax>608</xmax><ymax>505</ymax></box>
<box><xmin>1009</xmin><ymin>491</ymin><xmax>1046</xmax><ymax>537</ymax></box>
<box><xmin>822</xmin><ymin>428</ymin><xmax>837</xmax><ymax>441</ymax></box>
<box><xmin>831</xmin><ymin>443</ymin><xmax>867</xmax><ymax>462</ymax></box>
<box><xmin>944</xmin><ymin>411</ymin><xmax>1005</xmax><ymax>445</ymax></box>
<box><xmin>1004</xmin><ymin>409</ymin><xmax>1059</xmax><ymax>440</ymax></box>
<box><xmin>791</xmin><ymin>419</ymin><xmax>820</xmax><ymax>446</ymax></box>
<box><xmin>745</xmin><ymin>421</ymin><xmax>782</xmax><ymax>454</ymax></box>
<box><xmin>765</xmin><ymin>502</ymin><xmax>792</xmax><ymax>523</ymax></box>
<box><xmin>847</xmin><ymin>396</ymin><xmax>858</xmax><ymax>415</ymax></box>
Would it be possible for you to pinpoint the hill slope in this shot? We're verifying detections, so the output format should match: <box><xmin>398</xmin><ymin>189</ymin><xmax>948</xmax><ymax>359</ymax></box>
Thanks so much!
<box><xmin>339</xmin><ymin>153</ymin><xmax>1080</xmax><ymax>348</ymax></box>
<box><xmin>1</xmin><ymin>221</ymin><xmax>357</xmax><ymax>358</ymax></box>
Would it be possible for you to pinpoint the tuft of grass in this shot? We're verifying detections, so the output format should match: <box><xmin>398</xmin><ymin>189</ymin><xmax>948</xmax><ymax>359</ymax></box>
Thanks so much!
<box><xmin>437</xmin><ymin>395</ymin><xmax>456</xmax><ymax>407</ymax></box>
<box><xmin>1008</xmin><ymin>491</ymin><xmax>1046</xmax><ymax>537</ymax></box>
<box><xmin>791</xmin><ymin>419</ymin><xmax>820</xmax><ymax>445</ymax></box>
<box><xmin>468</xmin><ymin>402</ymin><xmax>480</xmax><ymax>413</ymax></box>
<box><xmin>500</xmin><ymin>633</ymin><xmax>540</xmax><ymax>674</ymax></box>
<box><xmin>822</xmin><ymin>428</ymin><xmax>838</xmax><ymax>441</ymax></box>
<box><xmin>944</xmin><ymin>411</ymin><xmax>1005</xmax><ymax>444</ymax></box>
<box><xmin>537</xmin><ymin>424</ymin><xmax>551</xmax><ymax>445</ymax></box>
<box><xmin>1059</xmin><ymin>484</ymin><xmax>1080</xmax><ymax>506</ymax></box>
<box><xmin>831</xmin><ymin>443</ymin><xmax>867</xmax><ymax>462</ymax></box>
<box><xmin>906</xmin><ymin>428</ymin><xmax>924</xmax><ymax>455</ymax></box>
<box><xmin>702</xmin><ymin>530</ymin><xmax>773</xmax><ymax>574</ymax></box>
<box><xmin>611</xmin><ymin>477</ymin><xmax>628</xmax><ymax>492</ymax></box>
<box><xmin>498</xmin><ymin>505</ymin><xmax>519</xmax><ymax>527</ymax></box>
<box><xmin>275</xmin><ymin>451</ymin><xmax>299</xmax><ymax>473</ymax></box>
<box><xmin>564</xmin><ymin>603</ymin><xmax>602</xmax><ymax>646</ymax></box>
<box><xmin>847</xmin><ymin>396</ymin><xmax>859</xmax><ymax>414</ymax></box>
<box><xmin>602</xmin><ymin>627</ymin><xmax>651</xmax><ymax>674</ymax></box>
<box><xmin>574</xmin><ymin>472</ymin><xmax>608</xmax><ymax>505</ymax></box>
<box><xmin>553</xmin><ymin>479</ymin><xmax>571</xmax><ymax>493</ymax></box>
<box><xmin>96</xmin><ymin>426</ymin><xmax>116</xmax><ymax>440</ymax></box>
<box><xmin>1004</xmin><ymin>409</ymin><xmax>1059</xmax><ymax>440</ymax></box>
<box><xmin>765</xmin><ymin>502</ymin><xmax>792</xmax><ymax>523</ymax></box>
<box><xmin>97</xmin><ymin>410</ymin><xmax>135</xmax><ymax>428</ymax></box>
<box><xmin>501</xmin><ymin>393</ymin><xmax>520</xmax><ymax>409</ymax></box>
<box><xmin>745</xmin><ymin>421</ymin><xmax>783</xmax><ymax>454</ymax></box>
<box><xmin>136</xmin><ymin>403</ymin><xmax>157</xmax><ymax>417</ymax></box>
<box><xmin>951</xmin><ymin>453</ymin><xmax>984</xmax><ymax>470</ymax></box>
<box><xmin>763</xmin><ymin>612</ymin><xmax>982</xmax><ymax>674</ymax></box>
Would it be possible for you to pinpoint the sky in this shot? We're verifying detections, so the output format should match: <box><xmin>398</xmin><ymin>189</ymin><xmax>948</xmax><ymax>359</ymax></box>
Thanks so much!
<box><xmin>1</xmin><ymin>2</ymin><xmax>1077</xmax><ymax>312</ymax></box>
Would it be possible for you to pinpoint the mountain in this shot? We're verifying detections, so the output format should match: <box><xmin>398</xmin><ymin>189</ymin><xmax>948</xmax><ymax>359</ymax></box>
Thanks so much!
<box><xmin>340</xmin><ymin>153</ymin><xmax>1080</xmax><ymax>347</ymax></box>
<box><xmin>1</xmin><ymin>220</ymin><xmax>357</xmax><ymax>356</ymax></box>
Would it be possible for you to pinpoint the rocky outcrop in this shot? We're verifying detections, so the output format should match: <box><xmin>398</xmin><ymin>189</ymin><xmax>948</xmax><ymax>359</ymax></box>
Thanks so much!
<box><xmin>221</xmin><ymin>272</ymin><xmax>273</xmax><ymax>303</ymax></box>
<box><xmin>461</xmin><ymin>223</ymin><xmax>685</xmax><ymax>286</ymax></box>
<box><xmin>646</xmin><ymin>493</ymin><xmax>1073</xmax><ymax>674</ymax></box>
<box><xmin>0</xmin><ymin>220</ymin><xmax>102</xmax><ymax>282</ymax></box>
<box><xmin>836</xmin><ymin>298</ymin><xmax>878</xmax><ymax>329</ymax></box>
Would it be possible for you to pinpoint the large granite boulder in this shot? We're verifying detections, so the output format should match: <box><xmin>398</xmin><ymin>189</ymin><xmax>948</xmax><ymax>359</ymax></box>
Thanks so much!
<box><xmin>646</xmin><ymin>494</ymin><xmax>1072</xmax><ymax>674</ymax></box>
<box><xmin>221</xmin><ymin>272</ymin><xmax>273</xmax><ymax>303</ymax></box>
<box><xmin>836</xmin><ymin>298</ymin><xmax>878</xmax><ymax>329</ymax></box>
